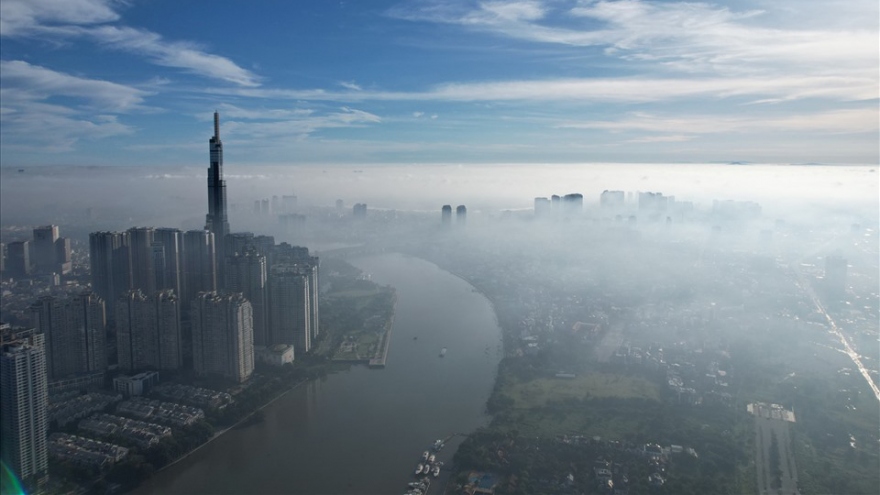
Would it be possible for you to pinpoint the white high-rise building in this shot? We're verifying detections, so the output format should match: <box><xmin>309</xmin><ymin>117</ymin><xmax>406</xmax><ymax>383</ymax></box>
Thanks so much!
<box><xmin>269</xmin><ymin>265</ymin><xmax>311</xmax><ymax>354</ymax></box>
<box><xmin>0</xmin><ymin>343</ymin><xmax>49</xmax><ymax>490</ymax></box>
<box><xmin>191</xmin><ymin>292</ymin><xmax>253</xmax><ymax>383</ymax></box>
<box><xmin>116</xmin><ymin>289</ymin><xmax>181</xmax><ymax>371</ymax></box>
<box><xmin>29</xmin><ymin>291</ymin><xmax>107</xmax><ymax>380</ymax></box>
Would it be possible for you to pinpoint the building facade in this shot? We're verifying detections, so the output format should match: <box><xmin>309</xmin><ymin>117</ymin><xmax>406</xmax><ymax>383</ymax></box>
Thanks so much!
<box><xmin>191</xmin><ymin>292</ymin><xmax>254</xmax><ymax>383</ymax></box>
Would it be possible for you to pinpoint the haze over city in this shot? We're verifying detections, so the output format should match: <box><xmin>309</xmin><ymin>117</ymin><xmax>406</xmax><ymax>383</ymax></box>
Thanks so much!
<box><xmin>0</xmin><ymin>1</ymin><xmax>878</xmax><ymax>495</ymax></box>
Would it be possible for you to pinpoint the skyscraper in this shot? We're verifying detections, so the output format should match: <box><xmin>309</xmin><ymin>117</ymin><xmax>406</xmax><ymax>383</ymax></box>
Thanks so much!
<box><xmin>206</xmin><ymin>112</ymin><xmax>230</xmax><ymax>281</ymax></box>
<box><xmin>0</xmin><ymin>342</ymin><xmax>48</xmax><ymax>492</ymax></box>
<box><xmin>30</xmin><ymin>291</ymin><xmax>106</xmax><ymax>380</ymax></box>
<box><xmin>7</xmin><ymin>240</ymin><xmax>31</xmax><ymax>279</ymax></box>
<box><xmin>89</xmin><ymin>231</ymin><xmax>132</xmax><ymax>318</ymax></box>
<box><xmin>153</xmin><ymin>228</ymin><xmax>183</xmax><ymax>299</ymax></box>
<box><xmin>191</xmin><ymin>292</ymin><xmax>254</xmax><ymax>383</ymax></box>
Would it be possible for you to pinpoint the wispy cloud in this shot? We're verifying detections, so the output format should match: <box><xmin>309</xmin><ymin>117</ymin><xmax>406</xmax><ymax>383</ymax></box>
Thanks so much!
<box><xmin>217</xmin><ymin>73</ymin><xmax>877</xmax><ymax>104</ymax></box>
<box><xmin>0</xmin><ymin>60</ymin><xmax>146</xmax><ymax>152</ymax></box>
<box><xmin>557</xmin><ymin>108</ymin><xmax>880</xmax><ymax>135</ymax></box>
<box><xmin>0</xmin><ymin>0</ymin><xmax>260</xmax><ymax>87</ymax></box>
<box><xmin>207</xmin><ymin>103</ymin><xmax>382</xmax><ymax>141</ymax></box>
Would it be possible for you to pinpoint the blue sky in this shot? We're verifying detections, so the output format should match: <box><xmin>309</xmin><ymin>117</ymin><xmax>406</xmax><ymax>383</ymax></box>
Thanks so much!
<box><xmin>0</xmin><ymin>0</ymin><xmax>877</xmax><ymax>166</ymax></box>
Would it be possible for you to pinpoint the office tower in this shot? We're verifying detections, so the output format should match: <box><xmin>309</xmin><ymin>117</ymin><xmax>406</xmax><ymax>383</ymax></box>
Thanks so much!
<box><xmin>456</xmin><ymin>205</ymin><xmax>467</xmax><ymax>225</ymax></box>
<box><xmin>534</xmin><ymin>197</ymin><xmax>551</xmax><ymax>218</ymax></box>
<box><xmin>191</xmin><ymin>292</ymin><xmax>254</xmax><ymax>383</ymax></box>
<box><xmin>0</xmin><ymin>342</ymin><xmax>49</xmax><ymax>492</ymax></box>
<box><xmin>32</xmin><ymin>225</ymin><xmax>59</xmax><ymax>274</ymax></box>
<box><xmin>54</xmin><ymin>237</ymin><xmax>72</xmax><ymax>274</ymax></box>
<box><xmin>825</xmin><ymin>255</ymin><xmax>847</xmax><ymax>298</ymax></box>
<box><xmin>89</xmin><ymin>231</ymin><xmax>132</xmax><ymax>318</ymax></box>
<box><xmin>183</xmin><ymin>230</ymin><xmax>216</xmax><ymax>309</ymax></box>
<box><xmin>600</xmin><ymin>190</ymin><xmax>625</xmax><ymax>208</ymax></box>
<box><xmin>7</xmin><ymin>240</ymin><xmax>32</xmax><ymax>278</ymax></box>
<box><xmin>562</xmin><ymin>193</ymin><xmax>583</xmax><ymax>216</ymax></box>
<box><xmin>269</xmin><ymin>265</ymin><xmax>311</xmax><ymax>354</ymax></box>
<box><xmin>30</xmin><ymin>291</ymin><xmax>106</xmax><ymax>380</ymax></box>
<box><xmin>353</xmin><ymin>203</ymin><xmax>367</xmax><ymax>219</ymax></box>
<box><xmin>226</xmin><ymin>248</ymin><xmax>269</xmax><ymax>346</ymax></box>
<box><xmin>153</xmin><ymin>228</ymin><xmax>183</xmax><ymax>298</ymax></box>
<box><xmin>128</xmin><ymin>227</ymin><xmax>156</xmax><ymax>294</ymax></box>
<box><xmin>206</xmin><ymin>112</ymin><xmax>231</xmax><ymax>283</ymax></box>
<box><xmin>441</xmin><ymin>205</ymin><xmax>452</xmax><ymax>226</ymax></box>
<box><xmin>551</xmin><ymin>194</ymin><xmax>561</xmax><ymax>212</ymax></box>
<box><xmin>116</xmin><ymin>289</ymin><xmax>181</xmax><ymax>371</ymax></box>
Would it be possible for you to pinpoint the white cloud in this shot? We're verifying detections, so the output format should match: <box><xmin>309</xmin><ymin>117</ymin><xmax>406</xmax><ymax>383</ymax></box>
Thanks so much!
<box><xmin>218</xmin><ymin>73</ymin><xmax>877</xmax><ymax>103</ymax></box>
<box><xmin>0</xmin><ymin>0</ymin><xmax>260</xmax><ymax>87</ymax></box>
<box><xmin>0</xmin><ymin>0</ymin><xmax>119</xmax><ymax>36</ymax></box>
<box><xmin>0</xmin><ymin>60</ymin><xmax>149</xmax><ymax>111</ymax></box>
<box><xmin>339</xmin><ymin>81</ymin><xmax>363</xmax><ymax>91</ymax></box>
<box><xmin>557</xmin><ymin>108</ymin><xmax>879</xmax><ymax>135</ymax></box>
<box><xmin>0</xmin><ymin>60</ymin><xmax>145</xmax><ymax>152</ymax></box>
<box><xmin>205</xmin><ymin>103</ymin><xmax>382</xmax><ymax>141</ymax></box>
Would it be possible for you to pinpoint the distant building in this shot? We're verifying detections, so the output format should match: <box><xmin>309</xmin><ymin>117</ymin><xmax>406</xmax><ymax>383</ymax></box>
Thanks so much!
<box><xmin>32</xmin><ymin>225</ymin><xmax>59</xmax><ymax>274</ymax></box>
<box><xmin>30</xmin><ymin>291</ymin><xmax>106</xmax><ymax>380</ymax></box>
<box><xmin>153</xmin><ymin>228</ymin><xmax>184</xmax><ymax>299</ymax></box>
<box><xmin>191</xmin><ymin>292</ymin><xmax>254</xmax><ymax>383</ymax></box>
<box><xmin>0</xmin><ymin>342</ymin><xmax>49</xmax><ymax>492</ymax></box>
<box><xmin>441</xmin><ymin>205</ymin><xmax>452</xmax><ymax>226</ymax></box>
<box><xmin>534</xmin><ymin>197</ymin><xmax>551</xmax><ymax>218</ymax></box>
<box><xmin>562</xmin><ymin>193</ymin><xmax>583</xmax><ymax>216</ymax></box>
<box><xmin>600</xmin><ymin>190</ymin><xmax>625</xmax><ymax>208</ymax></box>
<box><xmin>54</xmin><ymin>237</ymin><xmax>72</xmax><ymax>274</ymax></box>
<box><xmin>7</xmin><ymin>240</ymin><xmax>32</xmax><ymax>279</ymax></box>
<box><xmin>456</xmin><ymin>205</ymin><xmax>467</xmax><ymax>225</ymax></box>
<box><xmin>353</xmin><ymin>203</ymin><xmax>367</xmax><ymax>219</ymax></box>
<box><xmin>128</xmin><ymin>227</ymin><xmax>156</xmax><ymax>294</ymax></box>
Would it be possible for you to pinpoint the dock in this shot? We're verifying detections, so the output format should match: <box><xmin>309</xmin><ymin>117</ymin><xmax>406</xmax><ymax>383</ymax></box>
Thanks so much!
<box><xmin>369</xmin><ymin>297</ymin><xmax>396</xmax><ymax>368</ymax></box>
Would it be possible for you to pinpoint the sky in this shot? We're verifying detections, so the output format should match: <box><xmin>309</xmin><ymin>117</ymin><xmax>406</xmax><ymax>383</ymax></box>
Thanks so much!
<box><xmin>0</xmin><ymin>0</ymin><xmax>877</xmax><ymax>167</ymax></box>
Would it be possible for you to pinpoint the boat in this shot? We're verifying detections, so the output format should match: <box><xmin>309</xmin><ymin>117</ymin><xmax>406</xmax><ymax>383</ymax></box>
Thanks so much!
<box><xmin>422</xmin><ymin>450</ymin><xmax>429</xmax><ymax>461</ymax></box>
<box><xmin>439</xmin><ymin>347</ymin><xmax>447</xmax><ymax>357</ymax></box>
<box><xmin>432</xmin><ymin>466</ymin><xmax>440</xmax><ymax>477</ymax></box>
<box><xmin>428</xmin><ymin>454</ymin><xmax>435</xmax><ymax>463</ymax></box>
<box><xmin>415</xmin><ymin>464</ymin><xmax>424</xmax><ymax>475</ymax></box>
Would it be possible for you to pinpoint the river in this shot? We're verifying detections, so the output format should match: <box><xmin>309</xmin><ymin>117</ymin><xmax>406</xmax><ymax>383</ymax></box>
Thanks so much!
<box><xmin>134</xmin><ymin>253</ymin><xmax>503</xmax><ymax>494</ymax></box>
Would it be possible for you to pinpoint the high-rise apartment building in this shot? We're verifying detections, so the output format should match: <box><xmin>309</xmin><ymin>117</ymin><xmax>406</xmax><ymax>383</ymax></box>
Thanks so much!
<box><xmin>269</xmin><ymin>265</ymin><xmax>311</xmax><ymax>354</ymax></box>
<box><xmin>191</xmin><ymin>292</ymin><xmax>254</xmax><ymax>383</ymax></box>
<box><xmin>600</xmin><ymin>190</ymin><xmax>625</xmax><ymax>209</ymax></box>
<box><xmin>153</xmin><ymin>228</ymin><xmax>183</xmax><ymax>298</ymax></box>
<box><xmin>90</xmin><ymin>231</ymin><xmax>132</xmax><ymax>317</ymax></box>
<box><xmin>116</xmin><ymin>289</ymin><xmax>181</xmax><ymax>371</ymax></box>
<box><xmin>128</xmin><ymin>227</ymin><xmax>156</xmax><ymax>294</ymax></box>
<box><xmin>183</xmin><ymin>230</ymin><xmax>216</xmax><ymax>309</ymax></box>
<box><xmin>0</xmin><ymin>342</ymin><xmax>49</xmax><ymax>491</ymax></box>
<box><xmin>226</xmin><ymin>248</ymin><xmax>269</xmax><ymax>346</ymax></box>
<box><xmin>30</xmin><ymin>291</ymin><xmax>106</xmax><ymax>380</ymax></box>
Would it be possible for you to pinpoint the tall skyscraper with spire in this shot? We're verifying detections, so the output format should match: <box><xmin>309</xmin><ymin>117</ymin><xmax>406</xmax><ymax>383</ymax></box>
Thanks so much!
<box><xmin>206</xmin><ymin>112</ymin><xmax>230</xmax><ymax>281</ymax></box>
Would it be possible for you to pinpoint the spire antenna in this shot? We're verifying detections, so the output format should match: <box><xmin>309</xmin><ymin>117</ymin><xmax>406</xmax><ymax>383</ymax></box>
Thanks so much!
<box><xmin>213</xmin><ymin>111</ymin><xmax>220</xmax><ymax>139</ymax></box>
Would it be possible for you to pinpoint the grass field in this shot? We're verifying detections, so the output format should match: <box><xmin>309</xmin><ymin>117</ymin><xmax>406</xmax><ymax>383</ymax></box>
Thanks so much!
<box><xmin>504</xmin><ymin>372</ymin><xmax>661</xmax><ymax>409</ymax></box>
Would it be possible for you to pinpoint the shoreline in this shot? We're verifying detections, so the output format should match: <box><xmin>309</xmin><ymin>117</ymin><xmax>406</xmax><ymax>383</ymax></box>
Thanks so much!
<box><xmin>145</xmin><ymin>376</ymin><xmax>309</xmax><ymax>479</ymax></box>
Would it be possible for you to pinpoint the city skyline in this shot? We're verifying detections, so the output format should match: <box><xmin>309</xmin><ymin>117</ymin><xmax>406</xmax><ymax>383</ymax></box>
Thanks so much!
<box><xmin>0</xmin><ymin>0</ymin><xmax>877</xmax><ymax>167</ymax></box>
